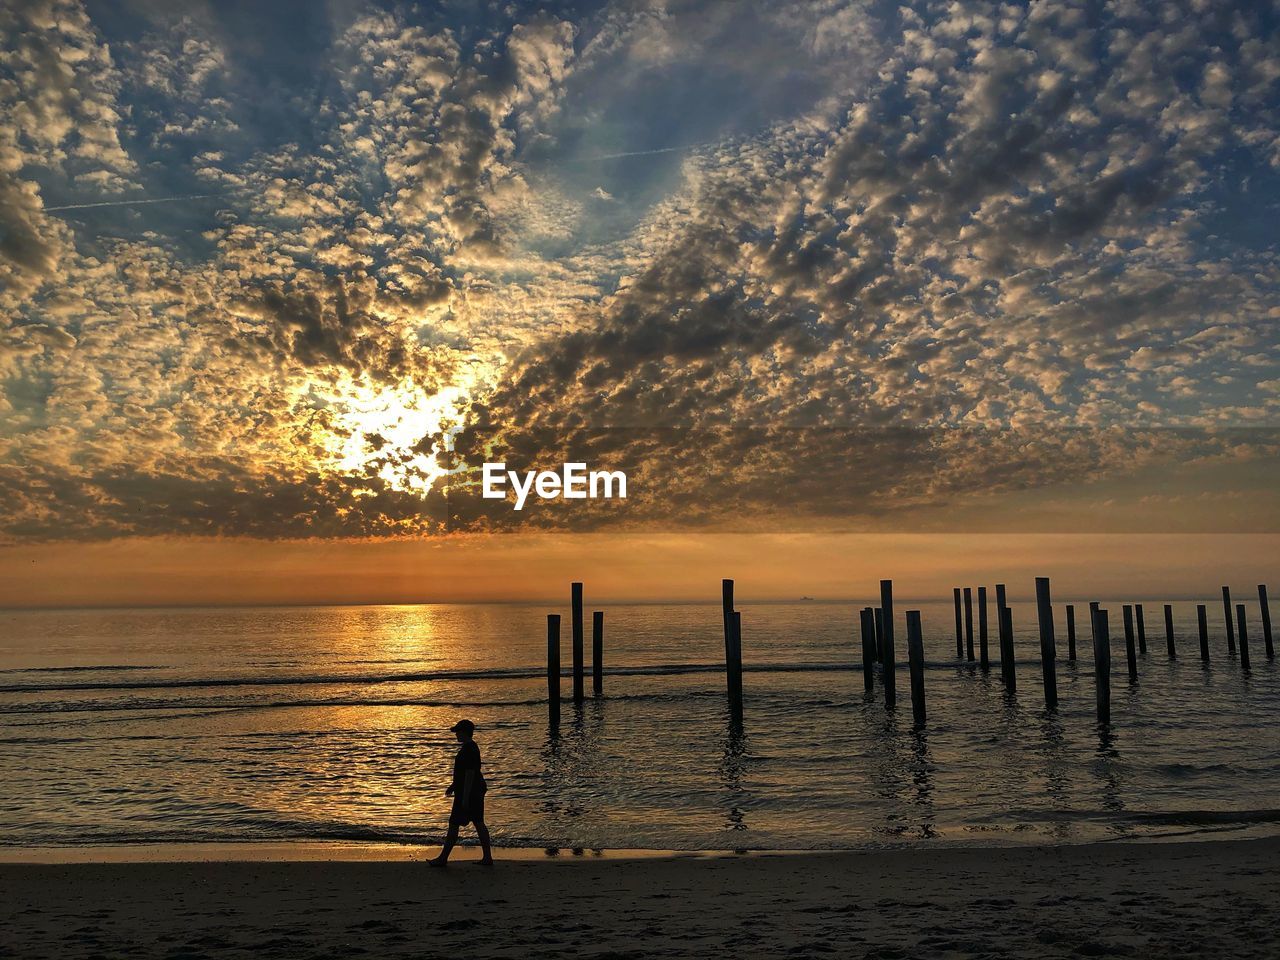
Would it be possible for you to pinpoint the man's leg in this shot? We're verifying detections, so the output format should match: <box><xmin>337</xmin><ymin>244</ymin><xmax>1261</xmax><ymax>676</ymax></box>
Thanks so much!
<box><xmin>475</xmin><ymin>818</ymin><xmax>493</xmax><ymax>864</ymax></box>
<box><xmin>429</xmin><ymin>822</ymin><xmax>460</xmax><ymax>865</ymax></box>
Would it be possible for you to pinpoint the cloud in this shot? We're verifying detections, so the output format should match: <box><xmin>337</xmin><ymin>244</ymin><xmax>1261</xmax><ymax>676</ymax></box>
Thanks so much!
<box><xmin>0</xmin><ymin>0</ymin><xmax>1277</xmax><ymax>543</ymax></box>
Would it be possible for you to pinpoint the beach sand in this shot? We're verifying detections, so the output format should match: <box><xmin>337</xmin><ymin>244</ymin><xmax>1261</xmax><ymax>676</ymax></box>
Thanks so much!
<box><xmin>3</xmin><ymin>837</ymin><xmax>1278</xmax><ymax>958</ymax></box>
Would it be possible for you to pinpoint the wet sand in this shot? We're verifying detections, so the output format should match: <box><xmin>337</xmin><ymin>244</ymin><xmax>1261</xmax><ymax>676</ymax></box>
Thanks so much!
<box><xmin>3</xmin><ymin>837</ymin><xmax>1278</xmax><ymax>958</ymax></box>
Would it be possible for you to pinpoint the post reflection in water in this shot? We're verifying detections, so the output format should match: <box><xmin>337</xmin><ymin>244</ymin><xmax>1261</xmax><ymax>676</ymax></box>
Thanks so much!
<box><xmin>1036</xmin><ymin>711</ymin><xmax>1071</xmax><ymax>840</ymax></box>
<box><xmin>718</xmin><ymin>713</ymin><xmax>750</xmax><ymax>840</ymax></box>
<box><xmin>1092</xmin><ymin>725</ymin><xmax>1126</xmax><ymax>834</ymax></box>
<box><xmin>906</xmin><ymin>728</ymin><xmax>937</xmax><ymax>840</ymax></box>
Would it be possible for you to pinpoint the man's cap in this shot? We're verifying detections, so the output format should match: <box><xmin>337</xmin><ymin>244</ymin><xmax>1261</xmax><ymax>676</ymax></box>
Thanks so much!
<box><xmin>450</xmin><ymin>719</ymin><xmax>476</xmax><ymax>734</ymax></box>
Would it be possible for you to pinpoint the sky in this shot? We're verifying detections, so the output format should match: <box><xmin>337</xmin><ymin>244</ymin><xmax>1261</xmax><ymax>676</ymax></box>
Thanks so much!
<box><xmin>0</xmin><ymin>0</ymin><xmax>1278</xmax><ymax>604</ymax></box>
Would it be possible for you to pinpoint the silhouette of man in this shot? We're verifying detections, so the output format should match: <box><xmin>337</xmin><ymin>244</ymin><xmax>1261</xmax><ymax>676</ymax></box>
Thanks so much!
<box><xmin>428</xmin><ymin>719</ymin><xmax>492</xmax><ymax>866</ymax></box>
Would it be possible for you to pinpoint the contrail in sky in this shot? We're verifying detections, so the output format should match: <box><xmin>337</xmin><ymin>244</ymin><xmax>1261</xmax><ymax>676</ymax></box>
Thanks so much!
<box><xmin>44</xmin><ymin>194</ymin><xmax>219</xmax><ymax>212</ymax></box>
<box><xmin>576</xmin><ymin>142</ymin><xmax>713</xmax><ymax>162</ymax></box>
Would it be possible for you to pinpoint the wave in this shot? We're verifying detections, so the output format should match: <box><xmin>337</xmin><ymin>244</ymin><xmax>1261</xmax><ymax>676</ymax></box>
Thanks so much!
<box><xmin>0</xmin><ymin>664</ymin><xmax>162</xmax><ymax>675</ymax></box>
<box><xmin>0</xmin><ymin>658</ymin><xmax>1053</xmax><ymax>695</ymax></box>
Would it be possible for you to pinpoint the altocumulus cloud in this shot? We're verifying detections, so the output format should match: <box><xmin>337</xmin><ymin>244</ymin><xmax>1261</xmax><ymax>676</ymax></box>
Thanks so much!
<box><xmin>0</xmin><ymin>0</ymin><xmax>1277</xmax><ymax>542</ymax></box>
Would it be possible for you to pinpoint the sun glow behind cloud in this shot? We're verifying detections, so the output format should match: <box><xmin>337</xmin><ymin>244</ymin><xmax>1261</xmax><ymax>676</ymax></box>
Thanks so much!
<box><xmin>302</xmin><ymin>374</ymin><xmax>473</xmax><ymax>496</ymax></box>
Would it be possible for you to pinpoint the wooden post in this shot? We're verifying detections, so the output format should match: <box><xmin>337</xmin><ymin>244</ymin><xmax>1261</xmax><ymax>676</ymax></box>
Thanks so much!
<box><xmin>547</xmin><ymin>614</ymin><xmax>561</xmax><ymax>726</ymax></box>
<box><xmin>1222</xmin><ymin>586</ymin><xmax>1236</xmax><ymax>654</ymax></box>
<box><xmin>953</xmin><ymin>588</ymin><xmax>963</xmax><ymax>658</ymax></box>
<box><xmin>859</xmin><ymin>607</ymin><xmax>876</xmax><ymax>692</ymax></box>
<box><xmin>728</xmin><ymin>610</ymin><xmax>744</xmax><ymax>718</ymax></box>
<box><xmin>1035</xmin><ymin>577</ymin><xmax>1057</xmax><ymax>710</ymax></box>
<box><xmin>1163</xmin><ymin>604</ymin><xmax>1176</xmax><ymax>660</ymax></box>
<box><xmin>592</xmin><ymin>611</ymin><xmax>604</xmax><ymax>696</ymax></box>
<box><xmin>571</xmin><ymin>582</ymin><xmax>585</xmax><ymax>703</ymax></box>
<box><xmin>722</xmin><ymin>578</ymin><xmax>735</xmax><ymax>667</ymax></box>
<box><xmin>1122</xmin><ymin>605</ymin><xmax>1138</xmax><ymax>682</ymax></box>
<box><xmin>880</xmin><ymin>580</ymin><xmax>896</xmax><ymax>710</ymax></box>
<box><xmin>906</xmin><ymin>610</ymin><xmax>926</xmax><ymax>726</ymax></box>
<box><xmin>963</xmin><ymin>587</ymin><xmax>975</xmax><ymax>662</ymax></box>
<box><xmin>1135</xmin><ymin>603</ymin><xmax>1147</xmax><ymax>654</ymax></box>
<box><xmin>1236</xmin><ymin>604</ymin><xmax>1250</xmax><ymax>671</ymax></box>
<box><xmin>1197</xmin><ymin>604</ymin><xmax>1210</xmax><ymax>662</ymax></box>
<box><xmin>1093</xmin><ymin>607</ymin><xmax>1111</xmax><ymax>726</ymax></box>
<box><xmin>874</xmin><ymin>607</ymin><xmax>885</xmax><ymax>660</ymax></box>
<box><xmin>1122</xmin><ymin>604</ymin><xmax>1135</xmax><ymax>667</ymax></box>
<box><xmin>1066</xmin><ymin>604</ymin><xmax>1077</xmax><ymax>662</ymax></box>
<box><xmin>977</xmin><ymin>586</ymin><xmax>990</xmax><ymax>671</ymax></box>
<box><xmin>1000</xmin><ymin>604</ymin><xmax>1016</xmax><ymax>691</ymax></box>
<box><xmin>1259</xmin><ymin>585</ymin><xmax>1274</xmax><ymax>661</ymax></box>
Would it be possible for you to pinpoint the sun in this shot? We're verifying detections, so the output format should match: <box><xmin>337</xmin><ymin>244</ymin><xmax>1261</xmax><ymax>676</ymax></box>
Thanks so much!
<box><xmin>299</xmin><ymin>372</ymin><xmax>474</xmax><ymax>495</ymax></box>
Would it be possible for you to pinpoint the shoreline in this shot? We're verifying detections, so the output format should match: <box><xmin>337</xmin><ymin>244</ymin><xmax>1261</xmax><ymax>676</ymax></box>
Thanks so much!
<box><xmin>5</xmin><ymin>835</ymin><xmax>1280</xmax><ymax>958</ymax></box>
<box><xmin>3</xmin><ymin>823</ymin><xmax>1278</xmax><ymax>864</ymax></box>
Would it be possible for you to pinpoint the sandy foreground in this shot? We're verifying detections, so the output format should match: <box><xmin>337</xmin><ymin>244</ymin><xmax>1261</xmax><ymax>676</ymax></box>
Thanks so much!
<box><xmin>3</xmin><ymin>838</ymin><xmax>1279</xmax><ymax>959</ymax></box>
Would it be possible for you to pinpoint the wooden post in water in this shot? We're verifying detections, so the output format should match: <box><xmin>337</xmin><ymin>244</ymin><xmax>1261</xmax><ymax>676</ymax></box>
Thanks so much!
<box><xmin>1093</xmin><ymin>607</ymin><xmax>1111</xmax><ymax>726</ymax></box>
<box><xmin>999</xmin><ymin>604</ymin><xmax>1016</xmax><ymax>691</ymax></box>
<box><xmin>592</xmin><ymin>611</ymin><xmax>604</xmax><ymax>696</ymax></box>
<box><xmin>874</xmin><ymin>607</ymin><xmax>885</xmax><ymax>660</ymax></box>
<box><xmin>963</xmin><ymin>587</ymin><xmax>975</xmax><ymax>662</ymax></box>
<box><xmin>1122</xmin><ymin>605</ymin><xmax>1135</xmax><ymax>671</ymax></box>
<box><xmin>1122</xmin><ymin>605</ymin><xmax>1138</xmax><ymax>682</ymax></box>
<box><xmin>1222</xmin><ymin>586</ymin><xmax>1236</xmax><ymax>654</ymax></box>
<box><xmin>1235</xmin><ymin>604</ymin><xmax>1250</xmax><ymax>671</ymax></box>
<box><xmin>859</xmin><ymin>607</ymin><xmax>876</xmax><ymax>692</ymax></box>
<box><xmin>722</xmin><ymin>578</ymin><xmax>735</xmax><ymax>667</ymax></box>
<box><xmin>906</xmin><ymin>610</ymin><xmax>926</xmax><ymax>726</ymax></box>
<box><xmin>571</xmin><ymin>582</ymin><xmax>585</xmax><ymax>703</ymax></box>
<box><xmin>1135</xmin><ymin>603</ymin><xmax>1147</xmax><ymax>654</ymax></box>
<box><xmin>728</xmin><ymin>611</ymin><xmax>744</xmax><ymax>719</ymax></box>
<box><xmin>880</xmin><ymin>580</ymin><xmax>896</xmax><ymax>710</ymax></box>
<box><xmin>1035</xmin><ymin>577</ymin><xmax>1058</xmax><ymax>710</ymax></box>
<box><xmin>1197</xmin><ymin>604</ymin><xmax>1210</xmax><ymax>662</ymax></box>
<box><xmin>1163</xmin><ymin>604</ymin><xmax>1176</xmax><ymax>660</ymax></box>
<box><xmin>1259</xmin><ymin>585</ymin><xmax>1273</xmax><ymax>661</ymax></box>
<box><xmin>977</xmin><ymin>586</ymin><xmax>990</xmax><ymax>671</ymax></box>
<box><xmin>953</xmin><ymin>588</ymin><xmax>963</xmax><ymax>658</ymax></box>
<box><xmin>547</xmin><ymin>614</ymin><xmax>561</xmax><ymax>726</ymax></box>
<box><xmin>1065</xmin><ymin>604</ymin><xmax>1077</xmax><ymax>662</ymax></box>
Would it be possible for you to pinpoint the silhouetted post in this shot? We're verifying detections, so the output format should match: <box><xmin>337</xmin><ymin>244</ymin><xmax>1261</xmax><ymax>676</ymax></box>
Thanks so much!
<box><xmin>1260</xmin><ymin>585</ymin><xmax>1274</xmax><ymax>660</ymax></box>
<box><xmin>1122</xmin><ymin>604</ymin><xmax>1136</xmax><ymax>674</ymax></box>
<box><xmin>999</xmin><ymin>604</ymin><xmax>1016</xmax><ymax>691</ymax></box>
<box><xmin>1122</xmin><ymin>605</ymin><xmax>1137</xmax><ymax>682</ymax></box>
<box><xmin>1236</xmin><ymin>604</ymin><xmax>1250</xmax><ymax>671</ymax></box>
<box><xmin>592</xmin><ymin>611</ymin><xmax>604</xmax><ymax>696</ymax></box>
<box><xmin>1093</xmin><ymin>607</ymin><xmax>1111</xmax><ymax>725</ymax></box>
<box><xmin>1035</xmin><ymin>577</ymin><xmax>1057</xmax><ymax>710</ymax></box>
<box><xmin>1197</xmin><ymin>604</ymin><xmax>1210</xmax><ymax>662</ymax></box>
<box><xmin>728</xmin><ymin>610</ymin><xmax>744</xmax><ymax>718</ymax></box>
<box><xmin>977</xmin><ymin>586</ymin><xmax>990</xmax><ymax>671</ymax></box>
<box><xmin>953</xmin><ymin>588</ymin><xmax>963</xmax><ymax>658</ymax></box>
<box><xmin>1163</xmin><ymin>604</ymin><xmax>1176</xmax><ymax>660</ymax></box>
<box><xmin>859</xmin><ymin>607</ymin><xmax>876</xmax><ymax>692</ymax></box>
<box><xmin>722</xmin><ymin>578</ymin><xmax>735</xmax><ymax>666</ymax></box>
<box><xmin>880</xmin><ymin>580</ymin><xmax>896</xmax><ymax>710</ymax></box>
<box><xmin>1135</xmin><ymin>603</ymin><xmax>1147</xmax><ymax>654</ymax></box>
<box><xmin>571</xmin><ymin>582</ymin><xmax>585</xmax><ymax>703</ymax></box>
<box><xmin>547</xmin><ymin>614</ymin><xmax>561</xmax><ymax>726</ymax></box>
<box><xmin>874</xmin><ymin>607</ymin><xmax>885</xmax><ymax>660</ymax></box>
<box><xmin>963</xmin><ymin>587</ymin><xmax>975</xmax><ymax>662</ymax></box>
<box><xmin>1065</xmin><ymin>604</ymin><xmax>1077</xmax><ymax>662</ymax></box>
<box><xmin>906</xmin><ymin>610</ymin><xmax>926</xmax><ymax>726</ymax></box>
<box><xmin>1222</xmin><ymin>586</ymin><xmax>1236</xmax><ymax>654</ymax></box>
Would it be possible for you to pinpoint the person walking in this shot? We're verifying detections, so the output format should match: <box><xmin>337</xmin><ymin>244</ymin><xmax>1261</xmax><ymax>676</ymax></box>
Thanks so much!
<box><xmin>428</xmin><ymin>719</ymin><xmax>492</xmax><ymax>866</ymax></box>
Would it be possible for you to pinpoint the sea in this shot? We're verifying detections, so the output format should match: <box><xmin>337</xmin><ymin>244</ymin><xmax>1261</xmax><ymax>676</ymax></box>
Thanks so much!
<box><xmin>1</xmin><ymin>598</ymin><xmax>1277</xmax><ymax>852</ymax></box>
